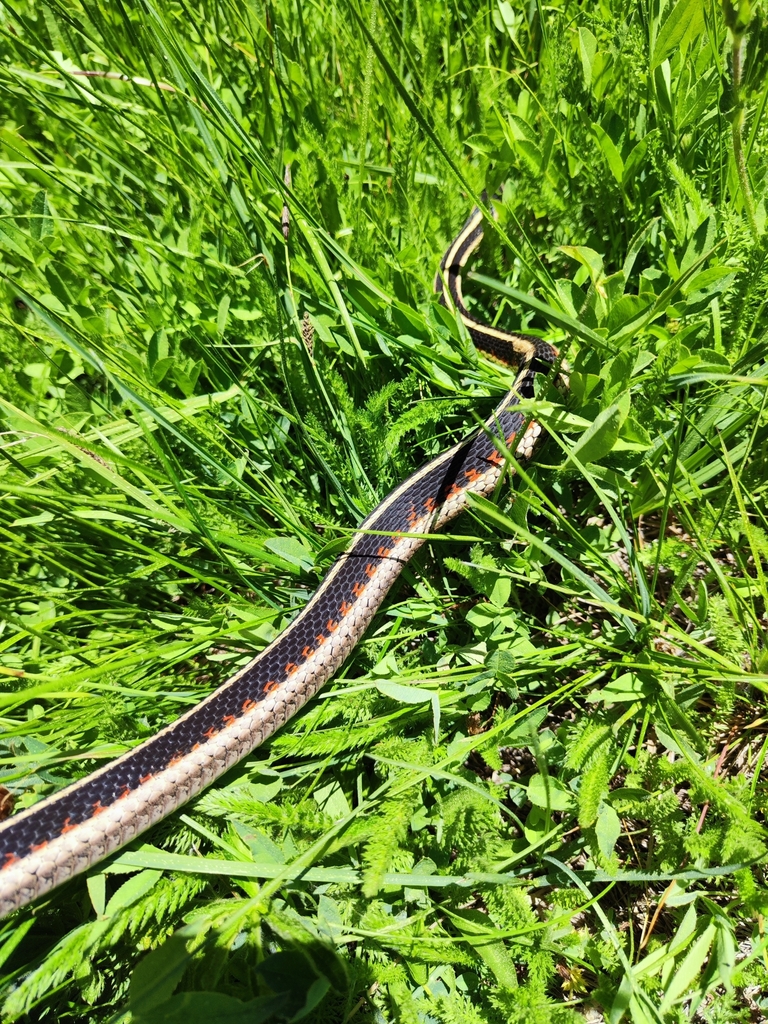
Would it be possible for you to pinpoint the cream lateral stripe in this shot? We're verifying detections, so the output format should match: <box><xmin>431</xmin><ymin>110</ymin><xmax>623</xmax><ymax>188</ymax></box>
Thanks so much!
<box><xmin>0</xmin><ymin>526</ymin><xmax>429</xmax><ymax>913</ymax></box>
<box><xmin>460</xmin><ymin>314</ymin><xmax>538</xmax><ymax>352</ymax></box>
<box><xmin>441</xmin><ymin>204</ymin><xmax>538</xmax><ymax>360</ymax></box>
<box><xmin>1</xmin><ymin>196</ymin><xmax>534</xmax><ymax>844</ymax></box>
<box><xmin>0</xmin><ymin>469</ymin><xmax>511</xmax><ymax>914</ymax></box>
<box><xmin>0</xmin><ymin>196</ymin><xmax>561</xmax><ymax>920</ymax></box>
<box><xmin>443</xmin><ymin>208</ymin><xmax>484</xmax><ymax>269</ymax></box>
<box><xmin>0</xmin><ymin>433</ymin><xmax>473</xmax><ymax>841</ymax></box>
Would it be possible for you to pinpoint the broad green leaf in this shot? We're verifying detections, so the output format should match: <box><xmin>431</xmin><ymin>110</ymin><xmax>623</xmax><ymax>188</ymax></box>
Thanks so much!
<box><xmin>658</xmin><ymin>922</ymin><xmax>716</xmax><ymax>1011</ymax></box>
<box><xmin>652</xmin><ymin>906</ymin><xmax>700</xmax><ymax>986</ymax></box>
<box><xmin>654</xmin><ymin>725</ymin><xmax>702</xmax><ymax>761</ymax></box>
<box><xmin>245</xmin><ymin>773</ymin><xmax>284</xmax><ymax>804</ymax></box>
<box><xmin>0</xmin><ymin>219</ymin><xmax>35</xmax><ymax>261</ymax></box>
<box><xmin>129</xmin><ymin>931</ymin><xmax>194</xmax><ymax>1015</ymax></box>
<box><xmin>291</xmin><ymin>979</ymin><xmax>331</xmax><ymax>1022</ymax></box>
<box><xmin>712</xmin><ymin>912</ymin><xmax>737</xmax><ymax>991</ymax></box>
<box><xmin>87</xmin><ymin>873</ymin><xmax>106</xmax><ymax>917</ymax></box>
<box><xmin>229</xmin><ymin>306</ymin><xmax>263</xmax><ymax>321</ymax></box>
<box><xmin>313</xmin><ymin>779</ymin><xmax>351</xmax><ymax>820</ymax></box>
<box><xmin>595</xmin><ymin>802</ymin><xmax>622</xmax><ymax>860</ymax></box>
<box><xmin>495</xmin><ymin>0</ymin><xmax>518</xmax><ymax>43</ymax></box>
<box><xmin>374</xmin><ymin>680</ymin><xmax>441</xmax><ymax>739</ymax></box>
<box><xmin>651</xmin><ymin>0</ymin><xmax>705</xmax><ymax>68</ymax></box>
<box><xmin>30</xmin><ymin>189</ymin><xmax>53</xmax><ymax>240</ymax></box>
<box><xmin>578</xmin><ymin>27</ymin><xmax>598</xmax><ymax>88</ymax></box>
<box><xmin>264</xmin><ymin>536</ymin><xmax>315</xmax><ymax>571</ymax></box>
<box><xmin>592</xmin><ymin>123</ymin><xmax>624</xmax><ymax>184</ymax></box>
<box><xmin>623</xmin><ymin>131</ymin><xmax>660</xmax><ymax>187</ymax></box>
<box><xmin>256</xmin><ymin>951</ymin><xmax>330</xmax><ymax>1021</ymax></box>
<box><xmin>568</xmin><ymin>400</ymin><xmax>626</xmax><ymax>465</ymax></box>
<box><xmin>373</xmin><ymin>680</ymin><xmax>435</xmax><ymax>704</ymax></box>
<box><xmin>609</xmin><ymin>972</ymin><xmax>634</xmax><ymax>1024</ymax></box>
<box><xmin>105</xmin><ymin>870</ymin><xmax>163</xmax><ymax>917</ymax></box>
<box><xmin>132</xmin><ymin>991</ymin><xmax>286</xmax><ymax>1024</ymax></box>
<box><xmin>588</xmin><ymin>672</ymin><xmax>653</xmax><ymax>703</ymax></box>
<box><xmin>560</xmin><ymin>245</ymin><xmax>604</xmax><ymax>285</ymax></box>
<box><xmin>682</xmin><ymin>266</ymin><xmax>737</xmax><ymax>303</ymax></box>
<box><xmin>606</xmin><ymin>294</ymin><xmax>653</xmax><ymax>335</ymax></box>
<box><xmin>528</xmin><ymin>773</ymin><xmax>574</xmax><ymax>811</ymax></box>
<box><xmin>216</xmin><ymin>293</ymin><xmax>230</xmax><ymax>335</ymax></box>
<box><xmin>680</xmin><ymin>215</ymin><xmax>717</xmax><ymax>273</ymax></box>
<box><xmin>449</xmin><ymin>909</ymin><xmax>519</xmax><ymax>989</ymax></box>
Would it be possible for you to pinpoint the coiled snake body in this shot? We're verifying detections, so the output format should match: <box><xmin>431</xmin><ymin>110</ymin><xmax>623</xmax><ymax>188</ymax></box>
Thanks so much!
<box><xmin>0</xmin><ymin>202</ymin><xmax>560</xmax><ymax>918</ymax></box>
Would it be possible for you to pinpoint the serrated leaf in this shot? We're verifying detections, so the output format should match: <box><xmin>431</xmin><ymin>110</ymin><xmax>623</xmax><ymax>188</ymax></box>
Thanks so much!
<box><xmin>464</xmin><ymin>133</ymin><xmax>496</xmax><ymax>154</ymax></box>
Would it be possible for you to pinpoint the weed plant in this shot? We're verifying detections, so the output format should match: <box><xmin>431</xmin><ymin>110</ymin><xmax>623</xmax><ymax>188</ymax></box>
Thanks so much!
<box><xmin>0</xmin><ymin>0</ymin><xmax>767</xmax><ymax>1021</ymax></box>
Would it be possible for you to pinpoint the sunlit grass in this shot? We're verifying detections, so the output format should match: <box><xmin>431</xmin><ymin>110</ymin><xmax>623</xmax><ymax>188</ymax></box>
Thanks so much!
<box><xmin>0</xmin><ymin>0</ymin><xmax>767</xmax><ymax>1020</ymax></box>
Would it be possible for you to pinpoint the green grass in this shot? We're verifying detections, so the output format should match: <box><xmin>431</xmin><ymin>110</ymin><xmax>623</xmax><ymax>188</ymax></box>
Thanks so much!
<box><xmin>0</xmin><ymin>0</ymin><xmax>767</xmax><ymax>1020</ymax></box>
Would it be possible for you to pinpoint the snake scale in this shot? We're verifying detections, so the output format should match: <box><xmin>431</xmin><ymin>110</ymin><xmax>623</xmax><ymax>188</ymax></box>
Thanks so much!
<box><xmin>0</xmin><ymin>200</ymin><xmax>560</xmax><ymax>918</ymax></box>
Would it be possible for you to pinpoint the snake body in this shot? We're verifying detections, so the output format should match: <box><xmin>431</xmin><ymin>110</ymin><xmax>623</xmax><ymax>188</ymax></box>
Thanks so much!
<box><xmin>0</xmin><ymin>202</ymin><xmax>559</xmax><ymax>918</ymax></box>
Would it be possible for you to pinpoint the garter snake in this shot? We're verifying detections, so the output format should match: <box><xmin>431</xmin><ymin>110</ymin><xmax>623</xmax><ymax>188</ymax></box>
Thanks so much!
<box><xmin>0</xmin><ymin>200</ymin><xmax>561</xmax><ymax>918</ymax></box>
